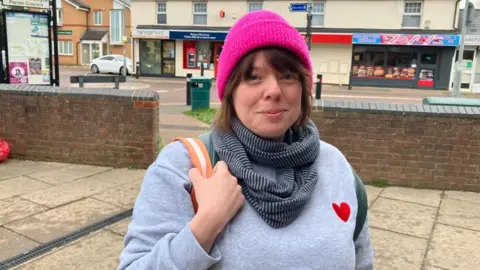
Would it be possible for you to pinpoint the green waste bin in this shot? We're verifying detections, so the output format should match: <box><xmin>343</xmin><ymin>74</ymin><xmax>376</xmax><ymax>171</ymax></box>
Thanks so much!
<box><xmin>190</xmin><ymin>76</ymin><xmax>212</xmax><ymax>111</ymax></box>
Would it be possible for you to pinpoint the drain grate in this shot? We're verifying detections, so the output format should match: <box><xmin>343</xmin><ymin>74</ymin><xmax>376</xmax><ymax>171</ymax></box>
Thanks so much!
<box><xmin>0</xmin><ymin>209</ymin><xmax>133</xmax><ymax>270</ymax></box>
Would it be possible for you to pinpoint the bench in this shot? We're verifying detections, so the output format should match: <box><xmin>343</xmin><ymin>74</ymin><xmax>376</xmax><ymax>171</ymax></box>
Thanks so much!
<box><xmin>70</xmin><ymin>75</ymin><xmax>127</xmax><ymax>89</ymax></box>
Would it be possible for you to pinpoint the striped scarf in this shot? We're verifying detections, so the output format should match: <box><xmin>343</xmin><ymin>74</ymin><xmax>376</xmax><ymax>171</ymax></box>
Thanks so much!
<box><xmin>211</xmin><ymin>117</ymin><xmax>321</xmax><ymax>228</ymax></box>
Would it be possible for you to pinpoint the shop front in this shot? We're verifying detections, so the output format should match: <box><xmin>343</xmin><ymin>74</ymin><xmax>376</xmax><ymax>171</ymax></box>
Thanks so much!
<box><xmin>169</xmin><ymin>30</ymin><xmax>227</xmax><ymax>78</ymax></box>
<box><xmin>351</xmin><ymin>33</ymin><xmax>460</xmax><ymax>90</ymax></box>
<box><xmin>132</xmin><ymin>28</ymin><xmax>175</xmax><ymax>77</ymax></box>
<box><xmin>451</xmin><ymin>35</ymin><xmax>480</xmax><ymax>93</ymax></box>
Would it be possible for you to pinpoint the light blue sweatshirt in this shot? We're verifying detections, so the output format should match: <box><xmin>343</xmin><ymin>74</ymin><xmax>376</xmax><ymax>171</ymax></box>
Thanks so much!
<box><xmin>117</xmin><ymin>140</ymin><xmax>374</xmax><ymax>270</ymax></box>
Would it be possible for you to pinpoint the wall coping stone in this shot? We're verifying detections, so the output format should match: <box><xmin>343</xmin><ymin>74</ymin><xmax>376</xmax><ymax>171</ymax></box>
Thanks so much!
<box><xmin>0</xmin><ymin>84</ymin><xmax>159</xmax><ymax>101</ymax></box>
<box><xmin>313</xmin><ymin>99</ymin><xmax>480</xmax><ymax>119</ymax></box>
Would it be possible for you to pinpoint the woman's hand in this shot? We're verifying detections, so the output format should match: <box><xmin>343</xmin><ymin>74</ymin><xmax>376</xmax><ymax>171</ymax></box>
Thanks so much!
<box><xmin>189</xmin><ymin>161</ymin><xmax>245</xmax><ymax>253</ymax></box>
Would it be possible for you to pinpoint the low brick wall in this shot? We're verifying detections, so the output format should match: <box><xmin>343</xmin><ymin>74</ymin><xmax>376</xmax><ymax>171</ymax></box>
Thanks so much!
<box><xmin>0</xmin><ymin>85</ymin><xmax>160</xmax><ymax>168</ymax></box>
<box><xmin>312</xmin><ymin>100</ymin><xmax>480</xmax><ymax>192</ymax></box>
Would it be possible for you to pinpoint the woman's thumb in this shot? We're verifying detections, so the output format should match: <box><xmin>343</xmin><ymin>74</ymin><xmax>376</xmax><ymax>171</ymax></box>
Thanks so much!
<box><xmin>188</xmin><ymin>168</ymin><xmax>204</xmax><ymax>186</ymax></box>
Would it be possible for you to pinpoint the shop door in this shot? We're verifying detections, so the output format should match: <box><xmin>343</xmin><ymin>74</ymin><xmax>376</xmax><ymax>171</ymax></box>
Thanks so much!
<box><xmin>451</xmin><ymin>49</ymin><xmax>475</xmax><ymax>90</ymax></box>
<box><xmin>161</xmin><ymin>40</ymin><xmax>175</xmax><ymax>76</ymax></box>
<box><xmin>416</xmin><ymin>51</ymin><xmax>439</xmax><ymax>89</ymax></box>
<box><xmin>214</xmin><ymin>43</ymin><xmax>223</xmax><ymax>78</ymax></box>
<box><xmin>0</xmin><ymin>11</ymin><xmax>7</xmax><ymax>84</ymax></box>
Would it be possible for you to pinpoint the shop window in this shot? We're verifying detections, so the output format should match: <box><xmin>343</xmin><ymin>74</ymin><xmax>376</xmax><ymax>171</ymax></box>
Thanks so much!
<box><xmin>352</xmin><ymin>46</ymin><xmax>416</xmax><ymax>80</ymax></box>
<box><xmin>183</xmin><ymin>41</ymin><xmax>216</xmax><ymax>70</ymax></box>
<box><xmin>402</xmin><ymin>1</ymin><xmax>422</xmax><ymax>28</ymax></box>
<box><xmin>193</xmin><ymin>2</ymin><xmax>207</xmax><ymax>25</ymax></box>
<box><xmin>312</xmin><ymin>2</ymin><xmax>325</xmax><ymax>27</ymax></box>
<box><xmin>157</xmin><ymin>2</ymin><xmax>167</xmax><ymax>24</ymax></box>
<box><xmin>248</xmin><ymin>2</ymin><xmax>263</xmax><ymax>12</ymax></box>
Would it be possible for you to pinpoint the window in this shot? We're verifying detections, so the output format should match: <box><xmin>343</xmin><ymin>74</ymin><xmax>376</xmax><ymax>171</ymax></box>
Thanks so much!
<box><xmin>402</xmin><ymin>2</ymin><xmax>422</xmax><ymax>28</ymax></box>
<box><xmin>193</xmin><ymin>2</ymin><xmax>207</xmax><ymax>25</ymax></box>
<box><xmin>110</xmin><ymin>9</ymin><xmax>125</xmax><ymax>44</ymax></box>
<box><xmin>312</xmin><ymin>2</ymin><xmax>325</xmax><ymax>27</ymax></box>
<box><xmin>157</xmin><ymin>2</ymin><xmax>167</xmax><ymax>24</ymax></box>
<box><xmin>93</xmin><ymin>11</ymin><xmax>102</xmax><ymax>25</ymax></box>
<box><xmin>352</xmin><ymin>46</ymin><xmax>417</xmax><ymax>80</ymax></box>
<box><xmin>248</xmin><ymin>2</ymin><xmax>263</xmax><ymax>12</ymax></box>
<box><xmin>50</xmin><ymin>9</ymin><xmax>63</xmax><ymax>26</ymax></box>
<box><xmin>183</xmin><ymin>41</ymin><xmax>216</xmax><ymax>70</ymax></box>
<box><xmin>58</xmin><ymin>41</ymin><xmax>73</xmax><ymax>55</ymax></box>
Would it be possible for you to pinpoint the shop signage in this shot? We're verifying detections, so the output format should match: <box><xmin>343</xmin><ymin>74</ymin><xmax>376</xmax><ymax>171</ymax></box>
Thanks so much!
<box><xmin>352</xmin><ymin>33</ymin><xmax>460</xmax><ymax>47</ymax></box>
<box><xmin>289</xmin><ymin>3</ymin><xmax>308</xmax><ymax>12</ymax></box>
<box><xmin>464</xmin><ymin>35</ymin><xmax>480</xmax><ymax>46</ymax></box>
<box><xmin>2</xmin><ymin>0</ymin><xmax>49</xmax><ymax>9</ymax></box>
<box><xmin>169</xmin><ymin>31</ymin><xmax>227</xmax><ymax>41</ymax></box>
<box><xmin>132</xmin><ymin>29</ymin><xmax>170</xmax><ymax>39</ymax></box>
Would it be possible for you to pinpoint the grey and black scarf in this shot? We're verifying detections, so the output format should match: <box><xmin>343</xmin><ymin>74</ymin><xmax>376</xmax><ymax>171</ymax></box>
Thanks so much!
<box><xmin>211</xmin><ymin>117</ymin><xmax>321</xmax><ymax>228</ymax></box>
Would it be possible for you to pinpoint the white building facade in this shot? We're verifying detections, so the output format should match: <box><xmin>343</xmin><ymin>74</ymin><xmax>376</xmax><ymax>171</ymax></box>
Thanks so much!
<box><xmin>130</xmin><ymin>0</ymin><xmax>461</xmax><ymax>90</ymax></box>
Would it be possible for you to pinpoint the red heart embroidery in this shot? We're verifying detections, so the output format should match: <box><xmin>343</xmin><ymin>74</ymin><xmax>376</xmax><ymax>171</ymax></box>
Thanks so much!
<box><xmin>332</xmin><ymin>202</ymin><xmax>351</xmax><ymax>223</ymax></box>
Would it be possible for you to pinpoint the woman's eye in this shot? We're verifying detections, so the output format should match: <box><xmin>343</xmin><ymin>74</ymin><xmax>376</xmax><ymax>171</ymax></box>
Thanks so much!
<box><xmin>281</xmin><ymin>73</ymin><xmax>296</xmax><ymax>80</ymax></box>
<box><xmin>247</xmin><ymin>74</ymin><xmax>260</xmax><ymax>81</ymax></box>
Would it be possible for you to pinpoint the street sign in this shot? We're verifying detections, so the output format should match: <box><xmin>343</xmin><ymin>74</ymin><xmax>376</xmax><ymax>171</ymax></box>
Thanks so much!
<box><xmin>289</xmin><ymin>3</ymin><xmax>308</xmax><ymax>12</ymax></box>
<box><xmin>2</xmin><ymin>0</ymin><xmax>50</xmax><ymax>9</ymax></box>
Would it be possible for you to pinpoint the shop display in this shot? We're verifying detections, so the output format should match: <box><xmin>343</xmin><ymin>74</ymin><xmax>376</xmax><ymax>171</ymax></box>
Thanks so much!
<box><xmin>352</xmin><ymin>65</ymin><xmax>415</xmax><ymax>80</ymax></box>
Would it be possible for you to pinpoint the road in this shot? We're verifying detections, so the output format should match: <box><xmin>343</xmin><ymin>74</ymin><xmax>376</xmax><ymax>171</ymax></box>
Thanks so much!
<box><xmin>58</xmin><ymin>65</ymin><xmax>480</xmax><ymax>105</ymax></box>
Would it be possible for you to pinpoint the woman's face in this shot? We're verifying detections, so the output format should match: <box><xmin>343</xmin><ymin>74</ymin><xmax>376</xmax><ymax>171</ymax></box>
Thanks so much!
<box><xmin>232</xmin><ymin>51</ymin><xmax>303</xmax><ymax>141</ymax></box>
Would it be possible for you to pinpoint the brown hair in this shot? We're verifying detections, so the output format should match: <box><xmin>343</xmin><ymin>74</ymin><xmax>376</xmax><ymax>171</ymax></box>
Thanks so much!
<box><xmin>213</xmin><ymin>46</ymin><xmax>312</xmax><ymax>132</ymax></box>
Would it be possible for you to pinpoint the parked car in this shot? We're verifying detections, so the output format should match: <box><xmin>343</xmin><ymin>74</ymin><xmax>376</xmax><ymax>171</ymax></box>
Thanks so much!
<box><xmin>89</xmin><ymin>54</ymin><xmax>133</xmax><ymax>75</ymax></box>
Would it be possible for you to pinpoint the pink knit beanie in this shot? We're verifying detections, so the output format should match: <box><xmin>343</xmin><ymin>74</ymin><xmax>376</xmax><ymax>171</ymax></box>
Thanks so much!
<box><xmin>216</xmin><ymin>9</ymin><xmax>313</xmax><ymax>101</ymax></box>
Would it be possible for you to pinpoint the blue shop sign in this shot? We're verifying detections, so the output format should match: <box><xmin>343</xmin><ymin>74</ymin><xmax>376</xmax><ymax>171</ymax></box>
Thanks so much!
<box><xmin>352</xmin><ymin>33</ymin><xmax>460</xmax><ymax>47</ymax></box>
<box><xmin>169</xmin><ymin>31</ymin><xmax>227</xmax><ymax>41</ymax></box>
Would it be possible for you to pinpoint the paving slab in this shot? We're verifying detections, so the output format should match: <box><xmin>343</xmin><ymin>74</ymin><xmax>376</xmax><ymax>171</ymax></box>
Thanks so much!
<box><xmin>380</xmin><ymin>186</ymin><xmax>442</xmax><ymax>207</ymax></box>
<box><xmin>425</xmin><ymin>224</ymin><xmax>480</xmax><ymax>270</ymax></box>
<box><xmin>4</xmin><ymin>198</ymin><xmax>125</xmax><ymax>243</ymax></box>
<box><xmin>26</xmin><ymin>164</ymin><xmax>111</xmax><ymax>185</ymax></box>
<box><xmin>0</xmin><ymin>227</ymin><xmax>39</xmax><ymax>261</ymax></box>
<box><xmin>92</xmin><ymin>182</ymin><xmax>141</xmax><ymax>209</ymax></box>
<box><xmin>107</xmin><ymin>217</ymin><xmax>132</xmax><ymax>236</ymax></box>
<box><xmin>0</xmin><ymin>160</ymin><xmax>66</xmax><ymax>181</ymax></box>
<box><xmin>444</xmin><ymin>190</ymin><xmax>480</xmax><ymax>203</ymax></box>
<box><xmin>20</xmin><ymin>177</ymin><xmax>116</xmax><ymax>208</ymax></box>
<box><xmin>0</xmin><ymin>197</ymin><xmax>48</xmax><ymax>226</ymax></box>
<box><xmin>85</xmin><ymin>168</ymin><xmax>146</xmax><ymax>186</ymax></box>
<box><xmin>370</xmin><ymin>227</ymin><xmax>427</xmax><ymax>270</ymax></box>
<box><xmin>369</xmin><ymin>197</ymin><xmax>437</xmax><ymax>239</ymax></box>
<box><xmin>365</xmin><ymin>186</ymin><xmax>383</xmax><ymax>207</ymax></box>
<box><xmin>0</xmin><ymin>176</ymin><xmax>51</xmax><ymax>200</ymax></box>
<box><xmin>12</xmin><ymin>230</ymin><xmax>124</xmax><ymax>270</ymax></box>
<box><xmin>437</xmin><ymin>197</ymin><xmax>480</xmax><ymax>231</ymax></box>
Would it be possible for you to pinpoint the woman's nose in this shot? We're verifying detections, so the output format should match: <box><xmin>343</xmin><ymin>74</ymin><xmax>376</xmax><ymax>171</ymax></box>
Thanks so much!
<box><xmin>263</xmin><ymin>76</ymin><xmax>282</xmax><ymax>100</ymax></box>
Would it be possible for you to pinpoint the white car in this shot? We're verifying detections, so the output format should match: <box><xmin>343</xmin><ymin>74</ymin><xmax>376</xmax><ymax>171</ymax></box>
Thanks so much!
<box><xmin>90</xmin><ymin>54</ymin><xmax>133</xmax><ymax>75</ymax></box>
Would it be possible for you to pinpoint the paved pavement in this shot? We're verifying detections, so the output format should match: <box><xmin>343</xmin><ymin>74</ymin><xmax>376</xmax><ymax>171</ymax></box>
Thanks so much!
<box><xmin>1</xmin><ymin>157</ymin><xmax>479</xmax><ymax>269</ymax></box>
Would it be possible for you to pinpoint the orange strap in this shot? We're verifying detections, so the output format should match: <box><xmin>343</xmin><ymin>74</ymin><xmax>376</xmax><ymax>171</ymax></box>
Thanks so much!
<box><xmin>173</xmin><ymin>137</ymin><xmax>213</xmax><ymax>213</ymax></box>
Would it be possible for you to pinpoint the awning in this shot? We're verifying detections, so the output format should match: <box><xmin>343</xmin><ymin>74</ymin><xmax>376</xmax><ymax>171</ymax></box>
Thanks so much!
<box><xmin>80</xmin><ymin>29</ymin><xmax>108</xmax><ymax>41</ymax></box>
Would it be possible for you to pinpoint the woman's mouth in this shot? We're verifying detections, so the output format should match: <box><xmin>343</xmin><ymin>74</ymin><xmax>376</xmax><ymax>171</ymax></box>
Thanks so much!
<box><xmin>263</xmin><ymin>110</ymin><xmax>287</xmax><ymax>118</ymax></box>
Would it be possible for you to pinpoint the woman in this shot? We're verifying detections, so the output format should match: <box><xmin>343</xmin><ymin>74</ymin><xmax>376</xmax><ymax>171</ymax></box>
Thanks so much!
<box><xmin>118</xmin><ymin>10</ymin><xmax>374</xmax><ymax>270</ymax></box>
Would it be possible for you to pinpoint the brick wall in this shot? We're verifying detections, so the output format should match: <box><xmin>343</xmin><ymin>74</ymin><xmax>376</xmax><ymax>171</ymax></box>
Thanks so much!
<box><xmin>0</xmin><ymin>85</ymin><xmax>160</xmax><ymax>169</ymax></box>
<box><xmin>312</xmin><ymin>101</ymin><xmax>480</xmax><ymax>192</ymax></box>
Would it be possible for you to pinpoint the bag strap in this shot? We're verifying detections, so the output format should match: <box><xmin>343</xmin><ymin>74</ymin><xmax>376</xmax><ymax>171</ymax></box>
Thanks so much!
<box><xmin>173</xmin><ymin>137</ymin><xmax>213</xmax><ymax>213</ymax></box>
<box><xmin>352</xmin><ymin>166</ymin><xmax>368</xmax><ymax>242</ymax></box>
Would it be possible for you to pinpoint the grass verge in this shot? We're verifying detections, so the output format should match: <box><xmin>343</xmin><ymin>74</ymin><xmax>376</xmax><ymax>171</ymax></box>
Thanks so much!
<box><xmin>370</xmin><ymin>178</ymin><xmax>390</xmax><ymax>188</ymax></box>
<box><xmin>184</xmin><ymin>108</ymin><xmax>218</xmax><ymax>125</ymax></box>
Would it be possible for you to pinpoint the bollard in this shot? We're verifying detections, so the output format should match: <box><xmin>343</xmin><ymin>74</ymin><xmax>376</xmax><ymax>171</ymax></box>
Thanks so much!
<box><xmin>315</xmin><ymin>74</ymin><xmax>322</xmax><ymax>100</ymax></box>
<box><xmin>114</xmin><ymin>76</ymin><xmax>120</xmax><ymax>89</ymax></box>
<box><xmin>186</xmin><ymin>73</ymin><xmax>192</xmax><ymax>105</ymax></box>
<box><xmin>135</xmin><ymin>62</ymin><xmax>140</xmax><ymax>79</ymax></box>
<box><xmin>200</xmin><ymin>63</ymin><xmax>204</xmax><ymax>77</ymax></box>
<box><xmin>348</xmin><ymin>71</ymin><xmax>352</xmax><ymax>90</ymax></box>
<box><xmin>78</xmin><ymin>76</ymin><xmax>84</xmax><ymax>88</ymax></box>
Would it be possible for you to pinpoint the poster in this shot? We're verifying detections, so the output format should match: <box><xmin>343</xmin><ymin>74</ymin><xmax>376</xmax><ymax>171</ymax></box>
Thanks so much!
<box><xmin>352</xmin><ymin>65</ymin><xmax>416</xmax><ymax>80</ymax></box>
<box><xmin>418</xmin><ymin>69</ymin><xmax>434</xmax><ymax>87</ymax></box>
<box><xmin>9</xmin><ymin>61</ymin><xmax>29</xmax><ymax>84</ymax></box>
<box><xmin>5</xmin><ymin>12</ymin><xmax>51</xmax><ymax>85</ymax></box>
